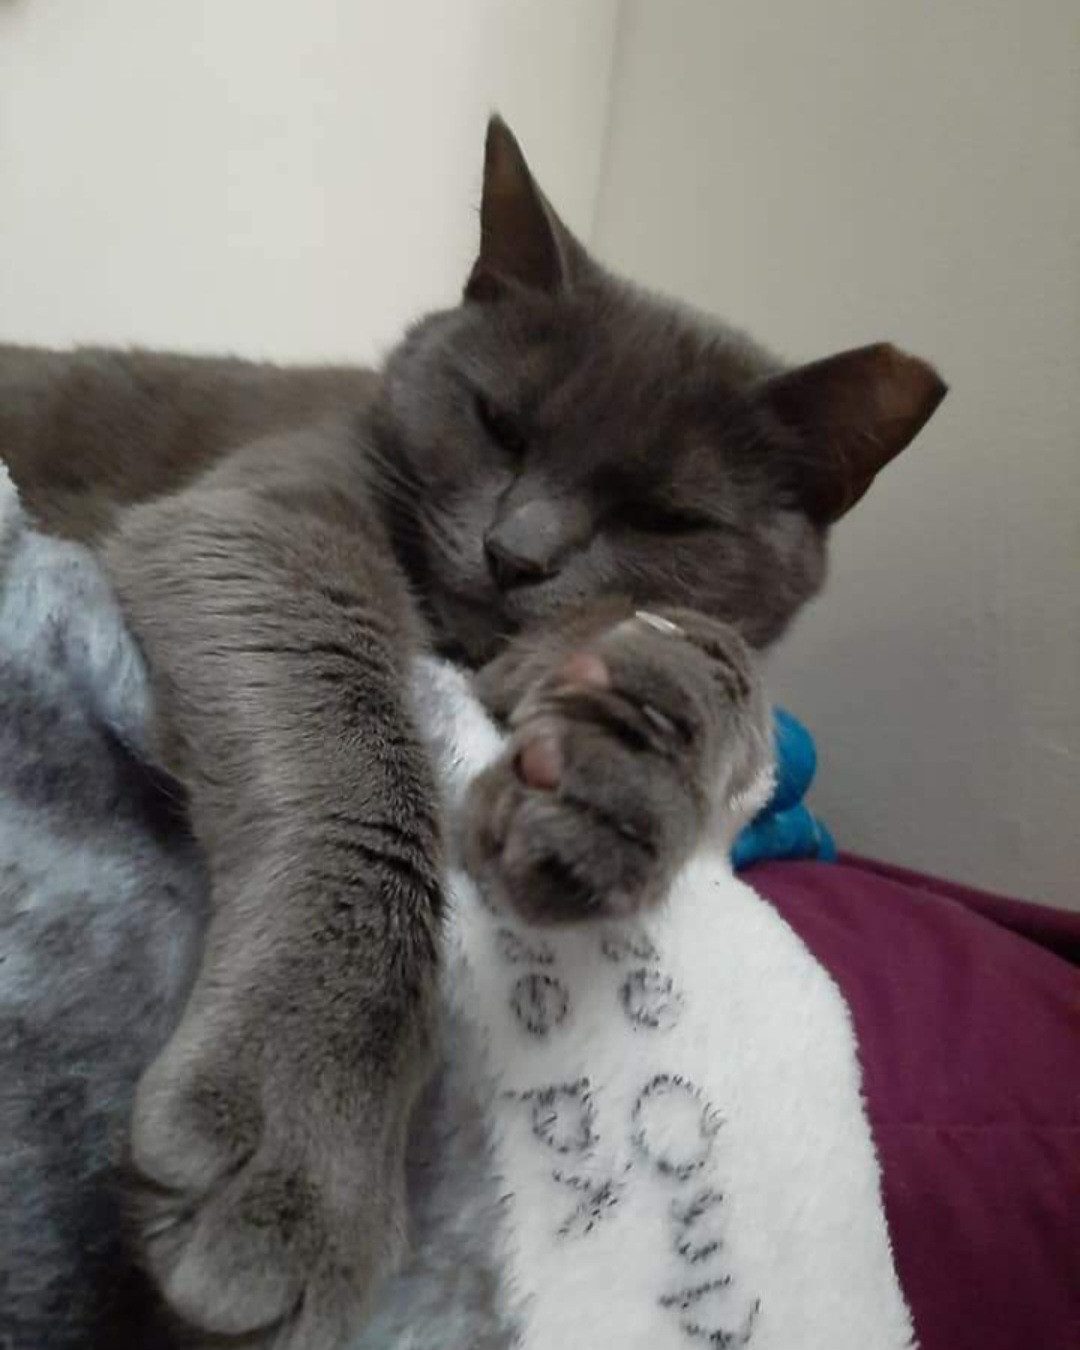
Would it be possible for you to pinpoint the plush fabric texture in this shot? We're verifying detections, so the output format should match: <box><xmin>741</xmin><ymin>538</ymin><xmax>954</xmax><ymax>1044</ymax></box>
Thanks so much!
<box><xmin>0</xmin><ymin>464</ymin><xmax>208</xmax><ymax>1349</ymax></box>
<box><xmin>397</xmin><ymin>660</ymin><xmax>915</xmax><ymax>1350</ymax></box>
<box><xmin>751</xmin><ymin>858</ymin><xmax>1080</xmax><ymax>1350</ymax></box>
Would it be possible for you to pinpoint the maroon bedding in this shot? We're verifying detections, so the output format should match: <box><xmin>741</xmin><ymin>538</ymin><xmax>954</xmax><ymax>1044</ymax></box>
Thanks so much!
<box><xmin>749</xmin><ymin>857</ymin><xmax>1080</xmax><ymax>1350</ymax></box>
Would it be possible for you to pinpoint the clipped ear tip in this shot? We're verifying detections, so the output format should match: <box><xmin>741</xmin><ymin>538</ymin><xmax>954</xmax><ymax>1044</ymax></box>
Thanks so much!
<box><xmin>925</xmin><ymin>364</ymin><xmax>948</xmax><ymax>411</ymax></box>
<box><xmin>870</xmin><ymin>342</ymin><xmax>949</xmax><ymax>433</ymax></box>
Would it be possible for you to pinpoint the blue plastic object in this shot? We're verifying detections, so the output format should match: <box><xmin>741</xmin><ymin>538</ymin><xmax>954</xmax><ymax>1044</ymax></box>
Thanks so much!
<box><xmin>770</xmin><ymin>707</ymin><xmax>817</xmax><ymax>813</ymax></box>
<box><xmin>732</xmin><ymin>708</ymin><xmax>835</xmax><ymax>870</ymax></box>
<box><xmin>732</xmin><ymin>802</ymin><xmax>836</xmax><ymax>870</ymax></box>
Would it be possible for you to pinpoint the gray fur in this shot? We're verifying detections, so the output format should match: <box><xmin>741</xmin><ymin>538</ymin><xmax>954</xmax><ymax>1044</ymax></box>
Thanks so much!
<box><xmin>463</xmin><ymin>607</ymin><xmax>771</xmax><ymax>925</ymax></box>
<box><xmin>0</xmin><ymin>506</ymin><xmax>766</xmax><ymax>1350</ymax></box>
<box><xmin>0</xmin><ymin>341</ymin><xmax>378</xmax><ymax>543</ymax></box>
<box><xmin>0</xmin><ymin>493</ymin><xmax>520</xmax><ymax>1350</ymax></box>
<box><xmin>0</xmin><ymin>115</ymin><xmax>945</xmax><ymax>1347</ymax></box>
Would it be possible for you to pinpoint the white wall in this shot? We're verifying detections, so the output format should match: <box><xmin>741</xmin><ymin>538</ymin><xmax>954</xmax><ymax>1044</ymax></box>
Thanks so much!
<box><xmin>0</xmin><ymin>0</ymin><xmax>619</xmax><ymax>362</ymax></box>
<box><xmin>595</xmin><ymin>0</ymin><xmax>1080</xmax><ymax>908</ymax></box>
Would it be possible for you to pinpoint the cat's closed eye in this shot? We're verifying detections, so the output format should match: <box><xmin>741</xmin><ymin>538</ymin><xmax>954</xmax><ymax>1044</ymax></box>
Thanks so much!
<box><xmin>618</xmin><ymin>500</ymin><xmax>716</xmax><ymax>536</ymax></box>
<box><xmin>474</xmin><ymin>392</ymin><xmax>528</xmax><ymax>459</ymax></box>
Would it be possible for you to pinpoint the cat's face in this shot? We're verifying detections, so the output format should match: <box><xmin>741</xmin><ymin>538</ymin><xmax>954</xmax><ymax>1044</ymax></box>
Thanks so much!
<box><xmin>374</xmin><ymin>119</ymin><xmax>946</xmax><ymax>666</ymax></box>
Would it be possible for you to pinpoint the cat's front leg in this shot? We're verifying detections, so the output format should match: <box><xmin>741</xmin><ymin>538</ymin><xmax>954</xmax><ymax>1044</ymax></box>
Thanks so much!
<box><xmin>106</xmin><ymin>430</ymin><xmax>441</xmax><ymax>1349</ymax></box>
<box><xmin>463</xmin><ymin>608</ymin><xmax>773</xmax><ymax>923</ymax></box>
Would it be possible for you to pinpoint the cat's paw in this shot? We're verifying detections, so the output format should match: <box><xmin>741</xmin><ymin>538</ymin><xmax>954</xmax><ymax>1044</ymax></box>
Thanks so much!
<box><xmin>128</xmin><ymin>948</ymin><xmax>426</xmax><ymax>1349</ymax></box>
<box><xmin>461</xmin><ymin>609</ymin><xmax>771</xmax><ymax>923</ymax></box>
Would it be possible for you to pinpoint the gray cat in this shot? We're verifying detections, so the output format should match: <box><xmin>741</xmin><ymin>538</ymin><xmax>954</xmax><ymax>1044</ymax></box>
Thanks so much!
<box><xmin>0</xmin><ymin>117</ymin><xmax>945</xmax><ymax>1348</ymax></box>
<box><xmin>0</xmin><ymin>492</ymin><xmax>769</xmax><ymax>1350</ymax></box>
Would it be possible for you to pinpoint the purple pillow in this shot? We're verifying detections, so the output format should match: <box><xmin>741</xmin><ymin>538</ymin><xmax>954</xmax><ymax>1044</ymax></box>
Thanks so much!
<box><xmin>750</xmin><ymin>857</ymin><xmax>1080</xmax><ymax>1350</ymax></box>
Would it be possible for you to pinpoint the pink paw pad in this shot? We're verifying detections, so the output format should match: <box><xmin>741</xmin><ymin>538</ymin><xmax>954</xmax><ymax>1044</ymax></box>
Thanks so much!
<box><xmin>513</xmin><ymin>650</ymin><xmax>611</xmax><ymax>791</ymax></box>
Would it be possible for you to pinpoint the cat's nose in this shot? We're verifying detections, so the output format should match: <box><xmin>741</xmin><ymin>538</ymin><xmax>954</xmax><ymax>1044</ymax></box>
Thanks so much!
<box><xmin>483</xmin><ymin>530</ymin><xmax>555</xmax><ymax>589</ymax></box>
<box><xmin>484</xmin><ymin>498</ymin><xmax>570</xmax><ymax>589</ymax></box>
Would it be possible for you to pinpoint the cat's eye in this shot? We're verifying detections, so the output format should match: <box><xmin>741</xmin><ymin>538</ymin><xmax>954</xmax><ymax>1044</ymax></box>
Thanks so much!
<box><xmin>619</xmin><ymin>501</ymin><xmax>715</xmax><ymax>535</ymax></box>
<box><xmin>474</xmin><ymin>392</ymin><xmax>527</xmax><ymax>458</ymax></box>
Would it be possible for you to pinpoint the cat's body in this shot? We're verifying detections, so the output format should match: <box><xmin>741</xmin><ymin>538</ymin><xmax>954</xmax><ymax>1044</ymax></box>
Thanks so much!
<box><xmin>0</xmin><ymin>118</ymin><xmax>945</xmax><ymax>1348</ymax></box>
<box><xmin>0</xmin><ymin>483</ymin><xmax>516</xmax><ymax>1349</ymax></box>
<box><xmin>0</xmin><ymin>492</ymin><xmax>768</xmax><ymax>1350</ymax></box>
<box><xmin>0</xmin><ymin>342</ymin><xmax>379</xmax><ymax>544</ymax></box>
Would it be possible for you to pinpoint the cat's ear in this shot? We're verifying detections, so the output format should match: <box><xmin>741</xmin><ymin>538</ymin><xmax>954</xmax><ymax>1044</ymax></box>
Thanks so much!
<box><xmin>465</xmin><ymin>115</ymin><xmax>587</xmax><ymax>302</ymax></box>
<box><xmin>763</xmin><ymin>343</ymin><xmax>947</xmax><ymax>523</ymax></box>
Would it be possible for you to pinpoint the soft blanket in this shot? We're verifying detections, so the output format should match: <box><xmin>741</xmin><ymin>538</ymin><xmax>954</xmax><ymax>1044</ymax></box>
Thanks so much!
<box><xmin>0</xmin><ymin>463</ymin><xmax>913</xmax><ymax>1350</ymax></box>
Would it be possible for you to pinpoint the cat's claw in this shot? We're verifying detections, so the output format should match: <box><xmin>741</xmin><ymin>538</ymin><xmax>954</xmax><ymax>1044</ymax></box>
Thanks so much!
<box><xmin>462</xmin><ymin>609</ymin><xmax>771</xmax><ymax>925</ymax></box>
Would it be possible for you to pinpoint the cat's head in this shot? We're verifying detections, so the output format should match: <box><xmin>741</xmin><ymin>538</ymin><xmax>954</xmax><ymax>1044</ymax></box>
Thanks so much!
<box><xmin>373</xmin><ymin>117</ymin><xmax>946</xmax><ymax>665</ymax></box>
